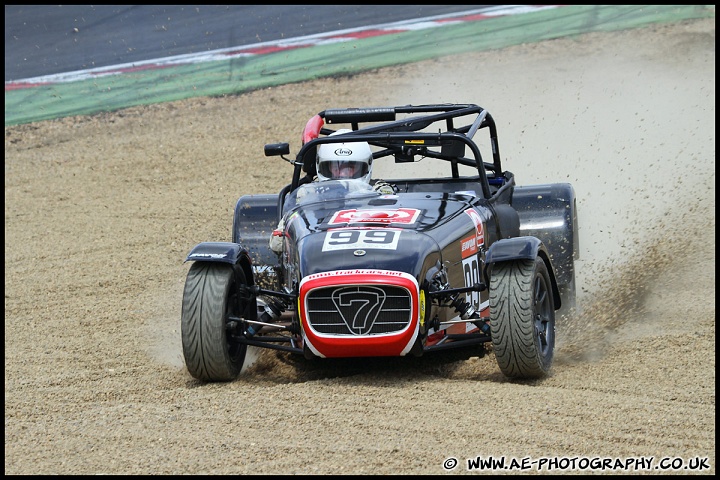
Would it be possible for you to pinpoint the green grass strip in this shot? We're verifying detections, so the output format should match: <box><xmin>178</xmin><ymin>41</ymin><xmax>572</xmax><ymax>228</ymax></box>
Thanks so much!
<box><xmin>4</xmin><ymin>5</ymin><xmax>714</xmax><ymax>126</ymax></box>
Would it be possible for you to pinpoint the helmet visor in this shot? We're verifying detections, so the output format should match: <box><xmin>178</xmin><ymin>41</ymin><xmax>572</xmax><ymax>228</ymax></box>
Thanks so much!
<box><xmin>319</xmin><ymin>160</ymin><xmax>369</xmax><ymax>180</ymax></box>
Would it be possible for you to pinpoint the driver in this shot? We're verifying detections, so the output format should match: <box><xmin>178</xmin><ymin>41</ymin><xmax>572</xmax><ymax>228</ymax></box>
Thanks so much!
<box><xmin>315</xmin><ymin>129</ymin><xmax>373</xmax><ymax>183</ymax></box>
<box><xmin>314</xmin><ymin>129</ymin><xmax>396</xmax><ymax>193</ymax></box>
<box><xmin>269</xmin><ymin>129</ymin><xmax>395</xmax><ymax>254</ymax></box>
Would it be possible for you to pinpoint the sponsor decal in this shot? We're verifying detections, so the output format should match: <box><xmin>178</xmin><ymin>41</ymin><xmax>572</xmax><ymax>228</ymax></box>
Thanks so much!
<box><xmin>463</xmin><ymin>208</ymin><xmax>485</xmax><ymax>247</ymax></box>
<box><xmin>460</xmin><ymin>235</ymin><xmax>477</xmax><ymax>259</ymax></box>
<box><xmin>462</xmin><ymin>209</ymin><xmax>486</xmax><ymax>310</ymax></box>
<box><xmin>190</xmin><ymin>253</ymin><xmax>226</xmax><ymax>259</ymax></box>
<box><xmin>303</xmin><ymin>269</ymin><xmax>407</xmax><ymax>281</ymax></box>
<box><xmin>335</xmin><ymin>147</ymin><xmax>352</xmax><ymax>156</ymax></box>
<box><xmin>297</xmin><ymin>297</ymin><xmax>304</xmax><ymax>335</ymax></box>
<box><xmin>329</xmin><ymin>208</ymin><xmax>421</xmax><ymax>225</ymax></box>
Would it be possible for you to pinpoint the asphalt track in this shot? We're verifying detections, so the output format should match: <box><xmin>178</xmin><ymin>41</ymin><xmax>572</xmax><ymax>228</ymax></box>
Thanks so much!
<box><xmin>4</xmin><ymin>5</ymin><xmax>714</xmax><ymax>126</ymax></box>
<box><xmin>4</xmin><ymin>5</ymin><xmax>488</xmax><ymax>81</ymax></box>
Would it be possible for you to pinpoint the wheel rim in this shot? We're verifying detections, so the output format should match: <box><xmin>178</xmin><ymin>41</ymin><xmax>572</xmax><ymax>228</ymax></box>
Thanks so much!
<box><xmin>533</xmin><ymin>273</ymin><xmax>554</xmax><ymax>356</ymax></box>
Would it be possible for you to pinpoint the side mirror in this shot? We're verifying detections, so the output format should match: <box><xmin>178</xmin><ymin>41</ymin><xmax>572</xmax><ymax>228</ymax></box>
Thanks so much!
<box><xmin>264</xmin><ymin>143</ymin><xmax>290</xmax><ymax>156</ymax></box>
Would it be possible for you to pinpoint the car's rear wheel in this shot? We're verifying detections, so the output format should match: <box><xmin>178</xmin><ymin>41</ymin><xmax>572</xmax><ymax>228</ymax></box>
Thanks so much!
<box><xmin>181</xmin><ymin>262</ymin><xmax>248</xmax><ymax>381</ymax></box>
<box><xmin>489</xmin><ymin>257</ymin><xmax>555</xmax><ymax>379</ymax></box>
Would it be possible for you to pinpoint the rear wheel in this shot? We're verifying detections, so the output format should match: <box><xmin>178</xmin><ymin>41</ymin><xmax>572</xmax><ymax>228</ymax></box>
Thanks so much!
<box><xmin>489</xmin><ymin>257</ymin><xmax>555</xmax><ymax>379</ymax></box>
<box><xmin>181</xmin><ymin>262</ymin><xmax>248</xmax><ymax>381</ymax></box>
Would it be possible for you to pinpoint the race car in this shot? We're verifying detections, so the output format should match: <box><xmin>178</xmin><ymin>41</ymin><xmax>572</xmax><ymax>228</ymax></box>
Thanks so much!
<box><xmin>180</xmin><ymin>103</ymin><xmax>579</xmax><ymax>381</ymax></box>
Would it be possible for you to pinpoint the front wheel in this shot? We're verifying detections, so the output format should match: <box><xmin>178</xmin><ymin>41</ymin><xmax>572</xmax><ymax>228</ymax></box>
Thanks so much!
<box><xmin>489</xmin><ymin>257</ymin><xmax>555</xmax><ymax>379</ymax></box>
<box><xmin>181</xmin><ymin>262</ymin><xmax>248</xmax><ymax>381</ymax></box>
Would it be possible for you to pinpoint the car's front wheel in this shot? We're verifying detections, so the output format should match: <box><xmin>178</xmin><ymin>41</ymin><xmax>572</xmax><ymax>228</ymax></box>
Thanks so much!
<box><xmin>181</xmin><ymin>262</ymin><xmax>248</xmax><ymax>381</ymax></box>
<box><xmin>489</xmin><ymin>257</ymin><xmax>555</xmax><ymax>379</ymax></box>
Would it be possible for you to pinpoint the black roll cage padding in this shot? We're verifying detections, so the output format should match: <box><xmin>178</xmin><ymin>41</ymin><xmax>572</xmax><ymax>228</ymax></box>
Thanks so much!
<box><xmin>276</xmin><ymin>183</ymin><xmax>292</xmax><ymax>225</ymax></box>
<box><xmin>323</xmin><ymin>104</ymin><xmax>482</xmax><ymax>136</ymax></box>
<box><xmin>290</xmin><ymin>104</ymin><xmax>502</xmax><ymax>198</ymax></box>
<box><xmin>323</xmin><ymin>106</ymin><xmax>397</xmax><ymax>124</ymax></box>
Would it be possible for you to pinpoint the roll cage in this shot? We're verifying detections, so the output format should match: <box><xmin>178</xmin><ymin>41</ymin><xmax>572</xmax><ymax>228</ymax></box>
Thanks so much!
<box><xmin>264</xmin><ymin>103</ymin><xmax>507</xmax><ymax>219</ymax></box>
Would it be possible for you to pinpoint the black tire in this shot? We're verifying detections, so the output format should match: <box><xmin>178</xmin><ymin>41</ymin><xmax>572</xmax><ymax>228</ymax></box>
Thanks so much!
<box><xmin>489</xmin><ymin>257</ymin><xmax>555</xmax><ymax>379</ymax></box>
<box><xmin>181</xmin><ymin>262</ymin><xmax>248</xmax><ymax>381</ymax></box>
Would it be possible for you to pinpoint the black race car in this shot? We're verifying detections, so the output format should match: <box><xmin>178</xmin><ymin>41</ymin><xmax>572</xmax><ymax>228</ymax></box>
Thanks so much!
<box><xmin>181</xmin><ymin>103</ymin><xmax>579</xmax><ymax>381</ymax></box>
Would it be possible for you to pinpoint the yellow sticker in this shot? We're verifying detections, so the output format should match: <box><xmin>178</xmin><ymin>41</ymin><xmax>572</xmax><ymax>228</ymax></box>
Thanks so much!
<box><xmin>297</xmin><ymin>298</ymin><xmax>304</xmax><ymax>333</ymax></box>
<box><xmin>419</xmin><ymin>290</ymin><xmax>426</xmax><ymax>328</ymax></box>
<box><xmin>404</xmin><ymin>140</ymin><xmax>425</xmax><ymax>145</ymax></box>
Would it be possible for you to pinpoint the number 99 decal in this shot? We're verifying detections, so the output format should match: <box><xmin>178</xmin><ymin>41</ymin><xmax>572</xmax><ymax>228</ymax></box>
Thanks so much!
<box><xmin>322</xmin><ymin>228</ymin><xmax>401</xmax><ymax>251</ymax></box>
<box><xmin>462</xmin><ymin>256</ymin><xmax>481</xmax><ymax>309</ymax></box>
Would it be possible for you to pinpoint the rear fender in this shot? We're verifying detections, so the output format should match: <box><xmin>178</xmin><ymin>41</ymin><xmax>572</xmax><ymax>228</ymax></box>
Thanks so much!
<box><xmin>485</xmin><ymin>237</ymin><xmax>561</xmax><ymax>309</ymax></box>
<box><xmin>232</xmin><ymin>194</ymin><xmax>280</xmax><ymax>268</ymax></box>
<box><xmin>511</xmin><ymin>183</ymin><xmax>578</xmax><ymax>287</ymax></box>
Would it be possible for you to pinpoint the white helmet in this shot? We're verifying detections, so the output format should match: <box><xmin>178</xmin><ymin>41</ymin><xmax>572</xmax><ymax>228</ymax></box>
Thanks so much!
<box><xmin>316</xmin><ymin>129</ymin><xmax>373</xmax><ymax>183</ymax></box>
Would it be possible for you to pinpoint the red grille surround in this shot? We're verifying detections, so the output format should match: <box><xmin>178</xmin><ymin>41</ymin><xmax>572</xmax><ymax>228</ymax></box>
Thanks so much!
<box><xmin>298</xmin><ymin>269</ymin><xmax>420</xmax><ymax>358</ymax></box>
